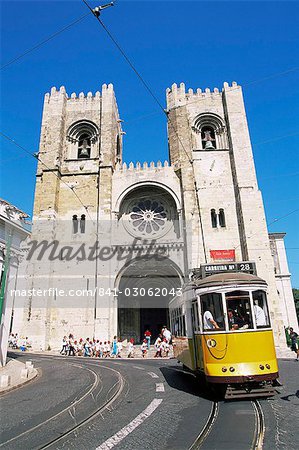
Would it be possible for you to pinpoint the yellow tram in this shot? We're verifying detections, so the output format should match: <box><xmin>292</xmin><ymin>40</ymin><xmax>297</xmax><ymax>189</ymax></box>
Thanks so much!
<box><xmin>169</xmin><ymin>271</ymin><xmax>279</xmax><ymax>398</ymax></box>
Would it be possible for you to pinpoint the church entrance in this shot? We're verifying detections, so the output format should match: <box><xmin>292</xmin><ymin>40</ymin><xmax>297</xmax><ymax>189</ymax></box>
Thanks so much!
<box><xmin>117</xmin><ymin>258</ymin><xmax>182</xmax><ymax>343</ymax></box>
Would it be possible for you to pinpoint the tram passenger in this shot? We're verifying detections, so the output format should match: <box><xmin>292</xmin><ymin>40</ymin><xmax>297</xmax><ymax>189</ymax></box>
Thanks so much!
<box><xmin>253</xmin><ymin>302</ymin><xmax>267</xmax><ymax>326</ymax></box>
<box><xmin>228</xmin><ymin>309</ymin><xmax>243</xmax><ymax>330</ymax></box>
<box><xmin>203</xmin><ymin>306</ymin><xmax>220</xmax><ymax>330</ymax></box>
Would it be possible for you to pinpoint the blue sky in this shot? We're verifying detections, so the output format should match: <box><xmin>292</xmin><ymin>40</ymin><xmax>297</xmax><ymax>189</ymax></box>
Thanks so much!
<box><xmin>1</xmin><ymin>1</ymin><xmax>299</xmax><ymax>286</ymax></box>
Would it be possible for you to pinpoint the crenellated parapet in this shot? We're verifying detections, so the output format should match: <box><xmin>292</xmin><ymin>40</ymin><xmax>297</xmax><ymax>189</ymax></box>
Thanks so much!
<box><xmin>44</xmin><ymin>83</ymin><xmax>117</xmax><ymax>104</ymax></box>
<box><xmin>166</xmin><ymin>81</ymin><xmax>240</xmax><ymax>110</ymax></box>
<box><xmin>115</xmin><ymin>160</ymin><xmax>170</xmax><ymax>172</ymax></box>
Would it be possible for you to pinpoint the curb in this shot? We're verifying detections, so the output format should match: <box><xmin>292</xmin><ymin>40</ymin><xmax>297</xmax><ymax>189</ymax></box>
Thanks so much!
<box><xmin>0</xmin><ymin>368</ymin><xmax>40</xmax><ymax>396</ymax></box>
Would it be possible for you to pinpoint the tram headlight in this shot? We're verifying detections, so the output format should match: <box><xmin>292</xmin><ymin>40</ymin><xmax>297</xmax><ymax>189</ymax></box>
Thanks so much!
<box><xmin>207</xmin><ymin>339</ymin><xmax>217</xmax><ymax>348</ymax></box>
<box><xmin>229</xmin><ymin>367</ymin><xmax>235</xmax><ymax>372</ymax></box>
<box><xmin>259</xmin><ymin>364</ymin><xmax>265</xmax><ymax>370</ymax></box>
<box><xmin>266</xmin><ymin>364</ymin><xmax>270</xmax><ymax>369</ymax></box>
<box><xmin>222</xmin><ymin>367</ymin><xmax>227</xmax><ymax>372</ymax></box>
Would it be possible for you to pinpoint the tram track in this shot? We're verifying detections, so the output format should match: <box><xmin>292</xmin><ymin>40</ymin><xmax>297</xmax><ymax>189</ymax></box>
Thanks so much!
<box><xmin>0</xmin><ymin>358</ymin><xmax>126</xmax><ymax>450</ymax></box>
<box><xmin>189</xmin><ymin>401</ymin><xmax>219</xmax><ymax>450</ymax></box>
<box><xmin>251</xmin><ymin>400</ymin><xmax>265</xmax><ymax>450</ymax></box>
<box><xmin>189</xmin><ymin>398</ymin><xmax>265</xmax><ymax>450</ymax></box>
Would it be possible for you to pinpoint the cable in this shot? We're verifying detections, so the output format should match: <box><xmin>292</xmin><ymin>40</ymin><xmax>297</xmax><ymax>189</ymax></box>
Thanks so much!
<box><xmin>233</xmin><ymin>207</ymin><xmax>299</xmax><ymax>252</ymax></box>
<box><xmin>81</xmin><ymin>0</ymin><xmax>193</xmax><ymax>165</ymax></box>
<box><xmin>1</xmin><ymin>130</ymin><xmax>298</xmax><ymax>260</ymax></box>
<box><xmin>268</xmin><ymin>208</ymin><xmax>299</xmax><ymax>226</ymax></box>
<box><xmin>1</xmin><ymin>12</ymin><xmax>90</xmax><ymax>70</ymax></box>
<box><xmin>0</xmin><ymin>131</ymin><xmax>97</xmax><ymax>232</ymax></box>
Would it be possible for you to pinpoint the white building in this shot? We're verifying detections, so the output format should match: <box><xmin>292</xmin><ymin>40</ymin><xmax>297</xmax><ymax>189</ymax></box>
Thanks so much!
<box><xmin>0</xmin><ymin>199</ymin><xmax>30</xmax><ymax>366</ymax></box>
<box><xmin>269</xmin><ymin>233</ymin><xmax>298</xmax><ymax>332</ymax></box>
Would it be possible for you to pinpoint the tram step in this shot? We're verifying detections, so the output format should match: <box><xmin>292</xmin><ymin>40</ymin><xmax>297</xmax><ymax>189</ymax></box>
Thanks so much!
<box><xmin>224</xmin><ymin>385</ymin><xmax>275</xmax><ymax>400</ymax></box>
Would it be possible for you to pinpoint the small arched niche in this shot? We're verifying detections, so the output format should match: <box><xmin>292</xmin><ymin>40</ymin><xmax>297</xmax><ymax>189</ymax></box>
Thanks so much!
<box><xmin>66</xmin><ymin>120</ymin><xmax>99</xmax><ymax>160</ymax></box>
<box><xmin>192</xmin><ymin>113</ymin><xmax>228</xmax><ymax>150</ymax></box>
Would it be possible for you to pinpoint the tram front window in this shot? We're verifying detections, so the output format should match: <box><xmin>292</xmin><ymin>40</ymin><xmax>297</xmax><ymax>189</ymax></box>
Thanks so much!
<box><xmin>201</xmin><ymin>293</ymin><xmax>224</xmax><ymax>331</ymax></box>
<box><xmin>252</xmin><ymin>290</ymin><xmax>270</xmax><ymax>328</ymax></box>
<box><xmin>225</xmin><ymin>290</ymin><xmax>253</xmax><ymax>330</ymax></box>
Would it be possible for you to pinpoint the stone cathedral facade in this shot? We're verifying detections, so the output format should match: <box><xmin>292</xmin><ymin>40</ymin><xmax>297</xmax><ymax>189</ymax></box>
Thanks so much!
<box><xmin>13</xmin><ymin>81</ymin><xmax>297</xmax><ymax>350</ymax></box>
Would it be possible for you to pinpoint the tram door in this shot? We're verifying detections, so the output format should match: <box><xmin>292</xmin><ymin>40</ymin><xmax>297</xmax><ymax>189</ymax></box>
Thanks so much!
<box><xmin>191</xmin><ymin>300</ymin><xmax>200</xmax><ymax>370</ymax></box>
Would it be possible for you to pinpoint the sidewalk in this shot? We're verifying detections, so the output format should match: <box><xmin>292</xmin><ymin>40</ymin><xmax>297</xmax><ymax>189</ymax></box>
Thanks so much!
<box><xmin>276</xmin><ymin>346</ymin><xmax>298</xmax><ymax>360</ymax></box>
<box><xmin>0</xmin><ymin>357</ymin><xmax>38</xmax><ymax>394</ymax></box>
<box><xmin>12</xmin><ymin>344</ymin><xmax>174</xmax><ymax>360</ymax></box>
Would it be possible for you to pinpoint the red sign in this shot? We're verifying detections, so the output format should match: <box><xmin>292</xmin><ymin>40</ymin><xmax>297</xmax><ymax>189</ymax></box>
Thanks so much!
<box><xmin>210</xmin><ymin>249</ymin><xmax>236</xmax><ymax>261</ymax></box>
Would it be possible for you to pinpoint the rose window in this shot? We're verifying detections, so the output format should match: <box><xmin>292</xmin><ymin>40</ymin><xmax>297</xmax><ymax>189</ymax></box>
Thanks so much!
<box><xmin>129</xmin><ymin>199</ymin><xmax>168</xmax><ymax>236</ymax></box>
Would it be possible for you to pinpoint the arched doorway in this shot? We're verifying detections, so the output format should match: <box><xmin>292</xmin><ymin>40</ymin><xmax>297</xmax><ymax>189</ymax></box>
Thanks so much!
<box><xmin>117</xmin><ymin>257</ymin><xmax>182</xmax><ymax>343</ymax></box>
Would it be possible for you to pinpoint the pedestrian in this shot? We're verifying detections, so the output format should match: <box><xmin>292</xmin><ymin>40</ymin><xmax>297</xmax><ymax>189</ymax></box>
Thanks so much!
<box><xmin>60</xmin><ymin>336</ymin><xmax>68</xmax><ymax>355</ymax></box>
<box><xmin>95</xmin><ymin>340</ymin><xmax>101</xmax><ymax>357</ymax></box>
<box><xmin>68</xmin><ymin>334</ymin><xmax>76</xmax><ymax>356</ymax></box>
<box><xmin>84</xmin><ymin>338</ymin><xmax>91</xmax><ymax>357</ymax></box>
<box><xmin>127</xmin><ymin>338</ymin><xmax>135</xmax><ymax>358</ymax></box>
<box><xmin>162</xmin><ymin>326</ymin><xmax>172</xmax><ymax>344</ymax></box>
<box><xmin>103</xmin><ymin>341</ymin><xmax>109</xmax><ymax>357</ymax></box>
<box><xmin>111</xmin><ymin>336</ymin><xmax>118</xmax><ymax>357</ymax></box>
<box><xmin>160</xmin><ymin>338</ymin><xmax>170</xmax><ymax>357</ymax></box>
<box><xmin>141</xmin><ymin>339</ymin><xmax>148</xmax><ymax>357</ymax></box>
<box><xmin>99</xmin><ymin>341</ymin><xmax>104</xmax><ymax>358</ymax></box>
<box><xmin>73</xmin><ymin>340</ymin><xmax>79</xmax><ymax>355</ymax></box>
<box><xmin>289</xmin><ymin>327</ymin><xmax>299</xmax><ymax>360</ymax></box>
<box><xmin>77</xmin><ymin>339</ymin><xmax>84</xmax><ymax>356</ymax></box>
<box><xmin>117</xmin><ymin>339</ymin><xmax>123</xmax><ymax>358</ymax></box>
<box><xmin>144</xmin><ymin>329</ymin><xmax>151</xmax><ymax>350</ymax></box>
<box><xmin>154</xmin><ymin>335</ymin><xmax>162</xmax><ymax>357</ymax></box>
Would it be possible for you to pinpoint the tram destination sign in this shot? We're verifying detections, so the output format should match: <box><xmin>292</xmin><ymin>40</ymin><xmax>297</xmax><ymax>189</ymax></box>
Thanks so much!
<box><xmin>197</xmin><ymin>261</ymin><xmax>257</xmax><ymax>278</ymax></box>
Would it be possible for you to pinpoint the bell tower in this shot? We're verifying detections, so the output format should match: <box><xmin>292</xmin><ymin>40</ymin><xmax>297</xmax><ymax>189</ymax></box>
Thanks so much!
<box><xmin>166</xmin><ymin>81</ymin><xmax>285</xmax><ymax>347</ymax></box>
<box><xmin>18</xmin><ymin>84</ymin><xmax>123</xmax><ymax>350</ymax></box>
<box><xmin>34</xmin><ymin>83</ymin><xmax>123</xmax><ymax>222</ymax></box>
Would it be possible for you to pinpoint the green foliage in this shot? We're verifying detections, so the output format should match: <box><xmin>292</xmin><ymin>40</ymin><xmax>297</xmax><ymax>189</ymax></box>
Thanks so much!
<box><xmin>293</xmin><ymin>289</ymin><xmax>299</xmax><ymax>321</ymax></box>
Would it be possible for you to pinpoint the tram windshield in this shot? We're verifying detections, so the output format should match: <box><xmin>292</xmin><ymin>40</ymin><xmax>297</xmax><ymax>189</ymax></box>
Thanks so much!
<box><xmin>225</xmin><ymin>291</ymin><xmax>253</xmax><ymax>330</ymax></box>
<box><xmin>200</xmin><ymin>289</ymin><xmax>270</xmax><ymax>332</ymax></box>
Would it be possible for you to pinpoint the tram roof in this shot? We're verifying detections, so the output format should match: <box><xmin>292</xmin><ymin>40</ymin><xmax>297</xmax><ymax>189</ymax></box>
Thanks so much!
<box><xmin>191</xmin><ymin>272</ymin><xmax>267</xmax><ymax>288</ymax></box>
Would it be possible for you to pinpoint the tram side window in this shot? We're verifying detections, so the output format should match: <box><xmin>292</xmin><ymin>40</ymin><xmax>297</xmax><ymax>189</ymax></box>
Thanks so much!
<box><xmin>225</xmin><ymin>290</ymin><xmax>253</xmax><ymax>330</ymax></box>
<box><xmin>201</xmin><ymin>293</ymin><xmax>223</xmax><ymax>331</ymax></box>
<box><xmin>171</xmin><ymin>307</ymin><xmax>187</xmax><ymax>336</ymax></box>
<box><xmin>252</xmin><ymin>290</ymin><xmax>270</xmax><ymax>328</ymax></box>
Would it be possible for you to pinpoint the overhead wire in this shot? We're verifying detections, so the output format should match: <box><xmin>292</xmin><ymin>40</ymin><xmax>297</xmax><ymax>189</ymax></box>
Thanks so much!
<box><xmin>0</xmin><ymin>131</ymin><xmax>98</xmax><ymax>234</ymax></box>
<box><xmin>81</xmin><ymin>0</ymin><xmax>299</xmax><ymax>264</ymax></box>
<box><xmin>2</xmin><ymin>2</ymin><xmax>297</xmax><ymax>257</ymax></box>
<box><xmin>0</xmin><ymin>12</ymin><xmax>90</xmax><ymax>70</ymax></box>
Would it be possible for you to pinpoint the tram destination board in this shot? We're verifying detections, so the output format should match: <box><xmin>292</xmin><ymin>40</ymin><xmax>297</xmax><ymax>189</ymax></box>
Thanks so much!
<box><xmin>196</xmin><ymin>261</ymin><xmax>257</xmax><ymax>278</ymax></box>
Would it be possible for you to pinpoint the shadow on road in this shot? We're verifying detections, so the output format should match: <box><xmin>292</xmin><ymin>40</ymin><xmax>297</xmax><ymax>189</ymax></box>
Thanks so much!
<box><xmin>159</xmin><ymin>365</ymin><xmax>217</xmax><ymax>401</ymax></box>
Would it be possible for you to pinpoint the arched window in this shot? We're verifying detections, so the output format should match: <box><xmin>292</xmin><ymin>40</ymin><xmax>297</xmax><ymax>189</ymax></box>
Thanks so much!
<box><xmin>211</xmin><ymin>209</ymin><xmax>217</xmax><ymax>228</ymax></box>
<box><xmin>192</xmin><ymin>113</ymin><xmax>228</xmax><ymax>150</ymax></box>
<box><xmin>66</xmin><ymin>120</ymin><xmax>99</xmax><ymax>160</ymax></box>
<box><xmin>78</xmin><ymin>133</ymin><xmax>91</xmax><ymax>159</ymax></box>
<box><xmin>201</xmin><ymin>126</ymin><xmax>216</xmax><ymax>149</ymax></box>
<box><xmin>219</xmin><ymin>209</ymin><xmax>226</xmax><ymax>227</ymax></box>
<box><xmin>72</xmin><ymin>215</ymin><xmax>78</xmax><ymax>234</ymax></box>
<box><xmin>80</xmin><ymin>214</ymin><xmax>86</xmax><ymax>233</ymax></box>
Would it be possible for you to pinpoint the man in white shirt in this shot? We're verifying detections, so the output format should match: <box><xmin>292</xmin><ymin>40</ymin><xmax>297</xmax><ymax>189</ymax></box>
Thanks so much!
<box><xmin>203</xmin><ymin>310</ymin><xmax>219</xmax><ymax>330</ymax></box>
<box><xmin>162</xmin><ymin>326</ymin><xmax>172</xmax><ymax>343</ymax></box>
<box><xmin>254</xmin><ymin>304</ymin><xmax>267</xmax><ymax>327</ymax></box>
